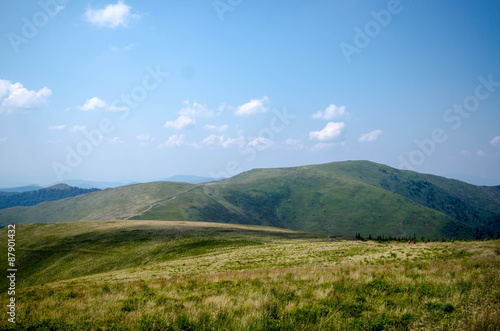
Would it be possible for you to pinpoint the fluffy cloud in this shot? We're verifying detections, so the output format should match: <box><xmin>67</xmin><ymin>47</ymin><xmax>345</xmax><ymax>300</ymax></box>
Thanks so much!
<box><xmin>164</xmin><ymin>115</ymin><xmax>195</xmax><ymax>130</ymax></box>
<box><xmin>203</xmin><ymin>134</ymin><xmax>237</xmax><ymax>148</ymax></box>
<box><xmin>49</xmin><ymin>125</ymin><xmax>66</xmax><ymax>130</ymax></box>
<box><xmin>84</xmin><ymin>1</ymin><xmax>140</xmax><ymax>28</ymax></box>
<box><xmin>309</xmin><ymin>122</ymin><xmax>345</xmax><ymax>141</ymax></box>
<box><xmin>358</xmin><ymin>129</ymin><xmax>383</xmax><ymax>142</ymax></box>
<box><xmin>311</xmin><ymin>104</ymin><xmax>346</xmax><ymax>120</ymax></box>
<box><xmin>159</xmin><ymin>134</ymin><xmax>186</xmax><ymax>148</ymax></box>
<box><xmin>490</xmin><ymin>136</ymin><xmax>500</xmax><ymax>147</ymax></box>
<box><xmin>0</xmin><ymin>79</ymin><xmax>51</xmax><ymax>114</ymax></box>
<box><xmin>76</xmin><ymin>97</ymin><xmax>128</xmax><ymax>112</ymax></box>
<box><xmin>235</xmin><ymin>96</ymin><xmax>269</xmax><ymax>116</ymax></box>
<box><xmin>78</xmin><ymin>97</ymin><xmax>107</xmax><ymax>111</ymax></box>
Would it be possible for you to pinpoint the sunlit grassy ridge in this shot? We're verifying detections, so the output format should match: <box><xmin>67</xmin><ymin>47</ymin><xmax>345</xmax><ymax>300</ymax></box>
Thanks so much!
<box><xmin>1</xmin><ymin>161</ymin><xmax>499</xmax><ymax>239</ymax></box>
<box><xmin>0</xmin><ymin>221</ymin><xmax>498</xmax><ymax>330</ymax></box>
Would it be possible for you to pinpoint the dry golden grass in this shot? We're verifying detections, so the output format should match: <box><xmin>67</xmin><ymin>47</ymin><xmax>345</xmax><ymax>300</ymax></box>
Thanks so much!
<box><xmin>0</xmin><ymin>221</ymin><xmax>499</xmax><ymax>330</ymax></box>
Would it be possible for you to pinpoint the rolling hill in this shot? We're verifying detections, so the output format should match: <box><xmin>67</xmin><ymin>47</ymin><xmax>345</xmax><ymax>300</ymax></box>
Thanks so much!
<box><xmin>0</xmin><ymin>161</ymin><xmax>498</xmax><ymax>239</ymax></box>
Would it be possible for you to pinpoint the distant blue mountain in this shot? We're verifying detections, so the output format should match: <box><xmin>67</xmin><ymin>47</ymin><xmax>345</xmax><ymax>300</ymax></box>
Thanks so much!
<box><xmin>0</xmin><ymin>185</ymin><xmax>44</xmax><ymax>193</ymax></box>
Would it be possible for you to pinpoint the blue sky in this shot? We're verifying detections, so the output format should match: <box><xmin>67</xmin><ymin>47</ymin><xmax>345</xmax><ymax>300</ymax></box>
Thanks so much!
<box><xmin>1</xmin><ymin>0</ymin><xmax>499</xmax><ymax>187</ymax></box>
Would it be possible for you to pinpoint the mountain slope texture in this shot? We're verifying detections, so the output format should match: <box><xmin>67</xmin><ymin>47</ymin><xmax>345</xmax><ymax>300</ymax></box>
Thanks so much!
<box><xmin>1</xmin><ymin>161</ymin><xmax>498</xmax><ymax>239</ymax></box>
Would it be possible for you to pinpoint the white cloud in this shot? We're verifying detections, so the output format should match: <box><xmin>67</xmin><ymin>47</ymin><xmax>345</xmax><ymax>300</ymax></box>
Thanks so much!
<box><xmin>164</xmin><ymin>101</ymin><xmax>214</xmax><ymax>130</ymax></box>
<box><xmin>284</xmin><ymin>138</ymin><xmax>304</xmax><ymax>149</ymax></box>
<box><xmin>0</xmin><ymin>79</ymin><xmax>52</xmax><ymax>114</ymax></box>
<box><xmin>77</xmin><ymin>97</ymin><xmax>129</xmax><ymax>112</ymax></box>
<box><xmin>78</xmin><ymin>97</ymin><xmax>107</xmax><ymax>111</ymax></box>
<box><xmin>49</xmin><ymin>124</ymin><xmax>66</xmax><ymax>130</ymax></box>
<box><xmin>358</xmin><ymin>129</ymin><xmax>383</xmax><ymax>143</ymax></box>
<box><xmin>107</xmin><ymin>104</ymin><xmax>129</xmax><ymax>112</ymax></box>
<box><xmin>309</xmin><ymin>122</ymin><xmax>345</xmax><ymax>141</ymax></box>
<box><xmin>179</xmin><ymin>100</ymin><xmax>214</xmax><ymax>118</ymax></box>
<box><xmin>165</xmin><ymin>115</ymin><xmax>195</xmax><ymax>130</ymax></box>
<box><xmin>109</xmin><ymin>43</ymin><xmax>136</xmax><ymax>52</ymax></box>
<box><xmin>235</xmin><ymin>96</ymin><xmax>269</xmax><ymax>116</ymax></box>
<box><xmin>84</xmin><ymin>1</ymin><xmax>140</xmax><ymax>28</ymax></box>
<box><xmin>110</xmin><ymin>136</ymin><xmax>124</xmax><ymax>144</ymax></box>
<box><xmin>205</xmin><ymin>124</ymin><xmax>229</xmax><ymax>132</ymax></box>
<box><xmin>0</xmin><ymin>137</ymin><xmax>9</xmax><ymax>143</ymax></box>
<box><xmin>490</xmin><ymin>136</ymin><xmax>500</xmax><ymax>147</ymax></box>
<box><xmin>477</xmin><ymin>150</ymin><xmax>487</xmax><ymax>157</ymax></box>
<box><xmin>247</xmin><ymin>137</ymin><xmax>274</xmax><ymax>150</ymax></box>
<box><xmin>70</xmin><ymin>125</ymin><xmax>87</xmax><ymax>132</ymax></box>
<box><xmin>203</xmin><ymin>134</ymin><xmax>237</xmax><ymax>148</ymax></box>
<box><xmin>312</xmin><ymin>104</ymin><xmax>346</xmax><ymax>120</ymax></box>
<box><xmin>159</xmin><ymin>134</ymin><xmax>186</xmax><ymax>148</ymax></box>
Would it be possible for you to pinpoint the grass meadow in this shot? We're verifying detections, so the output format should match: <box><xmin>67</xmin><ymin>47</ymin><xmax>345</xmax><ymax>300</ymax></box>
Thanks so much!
<box><xmin>0</xmin><ymin>220</ymin><xmax>499</xmax><ymax>330</ymax></box>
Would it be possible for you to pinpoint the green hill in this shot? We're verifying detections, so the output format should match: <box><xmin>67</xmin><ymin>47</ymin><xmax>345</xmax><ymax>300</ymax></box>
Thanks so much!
<box><xmin>0</xmin><ymin>161</ymin><xmax>499</xmax><ymax>239</ymax></box>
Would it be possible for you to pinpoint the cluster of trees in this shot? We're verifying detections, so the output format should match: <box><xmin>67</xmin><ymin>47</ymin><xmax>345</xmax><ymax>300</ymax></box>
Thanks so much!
<box><xmin>0</xmin><ymin>186</ymin><xmax>100</xmax><ymax>209</ymax></box>
<box><xmin>356</xmin><ymin>233</ymin><xmax>499</xmax><ymax>242</ymax></box>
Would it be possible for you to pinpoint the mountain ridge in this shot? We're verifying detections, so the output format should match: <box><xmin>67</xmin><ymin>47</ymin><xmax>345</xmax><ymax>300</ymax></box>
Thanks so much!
<box><xmin>0</xmin><ymin>160</ymin><xmax>498</xmax><ymax>239</ymax></box>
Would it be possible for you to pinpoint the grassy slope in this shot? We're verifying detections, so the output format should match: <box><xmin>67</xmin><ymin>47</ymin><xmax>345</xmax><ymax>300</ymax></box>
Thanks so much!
<box><xmin>0</xmin><ymin>221</ymin><xmax>498</xmax><ymax>330</ymax></box>
<box><xmin>0</xmin><ymin>182</ymin><xmax>197</xmax><ymax>226</ymax></box>
<box><xmin>0</xmin><ymin>161</ymin><xmax>498</xmax><ymax>239</ymax></box>
<box><xmin>134</xmin><ymin>165</ymin><xmax>461</xmax><ymax>239</ymax></box>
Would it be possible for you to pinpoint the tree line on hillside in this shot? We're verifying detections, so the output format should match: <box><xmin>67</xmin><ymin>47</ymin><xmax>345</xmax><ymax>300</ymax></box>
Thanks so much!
<box><xmin>355</xmin><ymin>233</ymin><xmax>499</xmax><ymax>242</ymax></box>
<box><xmin>0</xmin><ymin>187</ymin><xmax>100</xmax><ymax>209</ymax></box>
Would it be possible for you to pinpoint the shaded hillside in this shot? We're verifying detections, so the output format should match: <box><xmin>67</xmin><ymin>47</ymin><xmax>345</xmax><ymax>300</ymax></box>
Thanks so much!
<box><xmin>132</xmin><ymin>167</ymin><xmax>463</xmax><ymax>239</ymax></box>
<box><xmin>0</xmin><ymin>184</ymin><xmax>100</xmax><ymax>209</ymax></box>
<box><xmin>0</xmin><ymin>161</ymin><xmax>498</xmax><ymax>239</ymax></box>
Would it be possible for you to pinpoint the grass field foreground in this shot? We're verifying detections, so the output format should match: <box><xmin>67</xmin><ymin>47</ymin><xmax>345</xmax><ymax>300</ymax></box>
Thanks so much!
<box><xmin>0</xmin><ymin>220</ymin><xmax>499</xmax><ymax>330</ymax></box>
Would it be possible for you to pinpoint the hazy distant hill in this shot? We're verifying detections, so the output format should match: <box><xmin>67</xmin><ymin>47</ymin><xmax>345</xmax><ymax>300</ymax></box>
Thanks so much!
<box><xmin>162</xmin><ymin>175</ymin><xmax>221</xmax><ymax>184</ymax></box>
<box><xmin>0</xmin><ymin>161</ymin><xmax>498</xmax><ymax>239</ymax></box>
<box><xmin>0</xmin><ymin>184</ymin><xmax>43</xmax><ymax>193</ymax></box>
<box><xmin>0</xmin><ymin>184</ymin><xmax>100</xmax><ymax>210</ymax></box>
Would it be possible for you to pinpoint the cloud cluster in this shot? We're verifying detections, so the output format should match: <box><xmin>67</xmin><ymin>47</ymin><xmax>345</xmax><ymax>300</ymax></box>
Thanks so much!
<box><xmin>84</xmin><ymin>1</ymin><xmax>140</xmax><ymax>28</ymax></box>
<box><xmin>311</xmin><ymin>104</ymin><xmax>346</xmax><ymax>120</ymax></box>
<box><xmin>0</xmin><ymin>79</ymin><xmax>51</xmax><ymax>114</ymax></box>
<box><xmin>203</xmin><ymin>134</ymin><xmax>237</xmax><ymax>148</ymax></box>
